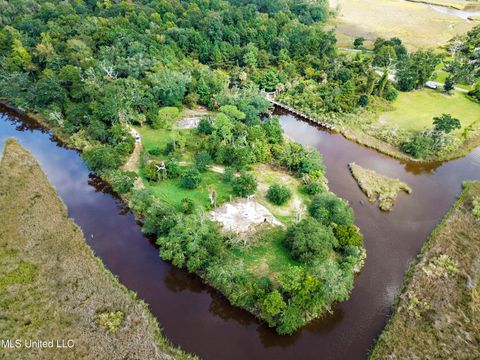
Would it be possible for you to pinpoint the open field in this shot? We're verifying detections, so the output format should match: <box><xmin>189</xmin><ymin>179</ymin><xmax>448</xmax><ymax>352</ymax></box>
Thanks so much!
<box><xmin>253</xmin><ymin>164</ymin><xmax>309</xmax><ymax>225</ymax></box>
<box><xmin>349</xmin><ymin>163</ymin><xmax>411</xmax><ymax>211</ymax></box>
<box><xmin>230</xmin><ymin>227</ymin><xmax>300</xmax><ymax>282</ymax></box>
<box><xmin>379</xmin><ymin>89</ymin><xmax>480</xmax><ymax>133</ymax></box>
<box><xmin>370</xmin><ymin>181</ymin><xmax>480</xmax><ymax>359</ymax></box>
<box><xmin>329</xmin><ymin>0</ymin><xmax>478</xmax><ymax>49</ymax></box>
<box><xmin>0</xmin><ymin>139</ymin><xmax>193</xmax><ymax>360</ymax></box>
<box><xmin>146</xmin><ymin>170</ymin><xmax>234</xmax><ymax>211</ymax></box>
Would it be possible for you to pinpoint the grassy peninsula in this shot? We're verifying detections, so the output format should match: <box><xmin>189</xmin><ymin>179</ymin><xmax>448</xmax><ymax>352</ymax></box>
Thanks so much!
<box><xmin>370</xmin><ymin>181</ymin><xmax>480</xmax><ymax>359</ymax></box>
<box><xmin>0</xmin><ymin>139</ymin><xmax>194</xmax><ymax>360</ymax></box>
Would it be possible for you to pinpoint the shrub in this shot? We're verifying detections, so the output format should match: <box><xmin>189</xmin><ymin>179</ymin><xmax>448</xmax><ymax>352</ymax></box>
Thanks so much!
<box><xmin>166</xmin><ymin>158</ymin><xmax>181</xmax><ymax>178</ymax></box>
<box><xmin>333</xmin><ymin>224</ymin><xmax>364</xmax><ymax>248</ymax></box>
<box><xmin>232</xmin><ymin>172</ymin><xmax>257</xmax><ymax>197</ymax></box>
<box><xmin>195</xmin><ymin>150</ymin><xmax>212</xmax><ymax>172</ymax></box>
<box><xmin>223</xmin><ymin>167</ymin><xmax>235</xmax><ymax>183</ymax></box>
<box><xmin>97</xmin><ymin>311</ymin><xmax>123</xmax><ymax>333</ymax></box>
<box><xmin>198</xmin><ymin>117</ymin><xmax>213</xmax><ymax>135</ymax></box>
<box><xmin>400</xmin><ymin>132</ymin><xmax>434</xmax><ymax>159</ymax></box>
<box><xmin>144</xmin><ymin>162</ymin><xmax>161</xmax><ymax>182</ymax></box>
<box><xmin>384</xmin><ymin>85</ymin><xmax>399</xmax><ymax>101</ymax></box>
<box><xmin>110</xmin><ymin>170</ymin><xmax>137</xmax><ymax>194</ymax></box>
<box><xmin>309</xmin><ymin>193</ymin><xmax>354</xmax><ymax>226</ymax></box>
<box><xmin>180</xmin><ymin>168</ymin><xmax>201</xmax><ymax>189</ymax></box>
<box><xmin>358</xmin><ymin>94</ymin><xmax>368</xmax><ymax>107</ymax></box>
<box><xmin>284</xmin><ymin>217</ymin><xmax>337</xmax><ymax>262</ymax></box>
<box><xmin>473</xmin><ymin>199</ymin><xmax>480</xmax><ymax>219</ymax></box>
<box><xmin>267</xmin><ymin>184</ymin><xmax>292</xmax><ymax>205</ymax></box>
<box><xmin>142</xmin><ymin>202</ymin><xmax>178</xmax><ymax>236</ymax></box>
<box><xmin>181</xmin><ymin>198</ymin><xmax>195</xmax><ymax>214</ymax></box>
<box><xmin>303</xmin><ymin>181</ymin><xmax>323</xmax><ymax>195</ymax></box>
<box><xmin>83</xmin><ymin>145</ymin><xmax>121</xmax><ymax>172</ymax></box>
<box><xmin>151</xmin><ymin>106</ymin><xmax>180</xmax><ymax>129</ymax></box>
<box><xmin>148</xmin><ymin>147</ymin><xmax>162</xmax><ymax>156</ymax></box>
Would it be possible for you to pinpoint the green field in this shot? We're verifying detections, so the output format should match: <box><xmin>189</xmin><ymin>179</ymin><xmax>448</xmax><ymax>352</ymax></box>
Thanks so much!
<box><xmin>136</xmin><ymin>126</ymin><xmax>201</xmax><ymax>165</ymax></box>
<box><xmin>145</xmin><ymin>170</ymin><xmax>234</xmax><ymax>211</ymax></box>
<box><xmin>380</xmin><ymin>89</ymin><xmax>480</xmax><ymax>132</ymax></box>
<box><xmin>231</xmin><ymin>227</ymin><xmax>300</xmax><ymax>281</ymax></box>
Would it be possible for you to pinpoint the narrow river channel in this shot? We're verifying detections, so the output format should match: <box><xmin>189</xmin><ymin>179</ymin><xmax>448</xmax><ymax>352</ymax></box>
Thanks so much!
<box><xmin>1</xmin><ymin>104</ymin><xmax>479</xmax><ymax>360</ymax></box>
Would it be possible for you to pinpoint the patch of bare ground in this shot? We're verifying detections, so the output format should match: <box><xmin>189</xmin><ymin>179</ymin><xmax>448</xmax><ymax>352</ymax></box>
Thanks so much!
<box><xmin>209</xmin><ymin>198</ymin><xmax>284</xmax><ymax>234</ymax></box>
<box><xmin>349</xmin><ymin>163</ymin><xmax>412</xmax><ymax>211</ymax></box>
<box><xmin>370</xmin><ymin>181</ymin><xmax>480</xmax><ymax>359</ymax></box>
<box><xmin>0</xmin><ymin>139</ymin><xmax>194</xmax><ymax>360</ymax></box>
<box><xmin>176</xmin><ymin>107</ymin><xmax>210</xmax><ymax>129</ymax></box>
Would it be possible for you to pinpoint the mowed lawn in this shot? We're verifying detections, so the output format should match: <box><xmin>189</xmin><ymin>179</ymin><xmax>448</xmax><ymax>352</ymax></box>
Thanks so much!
<box><xmin>380</xmin><ymin>89</ymin><xmax>480</xmax><ymax>132</ymax></box>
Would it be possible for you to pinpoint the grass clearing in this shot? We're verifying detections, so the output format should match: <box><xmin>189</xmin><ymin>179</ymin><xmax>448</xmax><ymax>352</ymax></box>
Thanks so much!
<box><xmin>370</xmin><ymin>181</ymin><xmax>480</xmax><ymax>359</ymax></box>
<box><xmin>136</xmin><ymin>126</ymin><xmax>201</xmax><ymax>164</ymax></box>
<box><xmin>349</xmin><ymin>163</ymin><xmax>412</xmax><ymax>211</ymax></box>
<box><xmin>231</xmin><ymin>227</ymin><xmax>300</xmax><ymax>281</ymax></box>
<box><xmin>379</xmin><ymin>89</ymin><xmax>480</xmax><ymax>133</ymax></box>
<box><xmin>0</xmin><ymin>138</ymin><xmax>194</xmax><ymax>360</ymax></box>
<box><xmin>253</xmin><ymin>164</ymin><xmax>309</xmax><ymax>225</ymax></box>
<box><xmin>329</xmin><ymin>0</ymin><xmax>477</xmax><ymax>50</ymax></box>
<box><xmin>146</xmin><ymin>170</ymin><xmax>234</xmax><ymax>211</ymax></box>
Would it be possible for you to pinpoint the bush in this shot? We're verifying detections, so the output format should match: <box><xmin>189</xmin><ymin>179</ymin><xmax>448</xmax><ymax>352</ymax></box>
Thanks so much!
<box><xmin>223</xmin><ymin>167</ymin><xmax>235</xmax><ymax>183</ymax></box>
<box><xmin>309</xmin><ymin>193</ymin><xmax>354</xmax><ymax>226</ymax></box>
<box><xmin>303</xmin><ymin>181</ymin><xmax>323</xmax><ymax>195</ymax></box>
<box><xmin>358</xmin><ymin>94</ymin><xmax>368</xmax><ymax>107</ymax></box>
<box><xmin>232</xmin><ymin>172</ymin><xmax>257</xmax><ymax>197</ymax></box>
<box><xmin>148</xmin><ymin>147</ymin><xmax>162</xmax><ymax>156</ymax></box>
<box><xmin>166</xmin><ymin>158</ymin><xmax>181</xmax><ymax>178</ymax></box>
<box><xmin>333</xmin><ymin>224</ymin><xmax>364</xmax><ymax>248</ymax></box>
<box><xmin>142</xmin><ymin>202</ymin><xmax>178</xmax><ymax>236</ymax></box>
<box><xmin>198</xmin><ymin>117</ymin><xmax>213</xmax><ymax>135</ymax></box>
<box><xmin>144</xmin><ymin>162</ymin><xmax>161</xmax><ymax>182</ymax></box>
<box><xmin>180</xmin><ymin>168</ymin><xmax>201</xmax><ymax>189</ymax></box>
<box><xmin>110</xmin><ymin>170</ymin><xmax>137</xmax><ymax>194</ymax></box>
<box><xmin>195</xmin><ymin>150</ymin><xmax>212</xmax><ymax>172</ymax></box>
<box><xmin>284</xmin><ymin>217</ymin><xmax>337</xmax><ymax>262</ymax></box>
<box><xmin>400</xmin><ymin>132</ymin><xmax>434</xmax><ymax>159</ymax></box>
<box><xmin>384</xmin><ymin>85</ymin><xmax>399</xmax><ymax>101</ymax></box>
<box><xmin>181</xmin><ymin>198</ymin><xmax>195</xmax><ymax>214</ymax></box>
<box><xmin>83</xmin><ymin>145</ymin><xmax>121</xmax><ymax>172</ymax></box>
<box><xmin>151</xmin><ymin>106</ymin><xmax>180</xmax><ymax>129</ymax></box>
<box><xmin>267</xmin><ymin>184</ymin><xmax>292</xmax><ymax>205</ymax></box>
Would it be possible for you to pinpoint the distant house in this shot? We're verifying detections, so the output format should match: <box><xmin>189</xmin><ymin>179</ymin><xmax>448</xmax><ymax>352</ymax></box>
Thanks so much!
<box><xmin>425</xmin><ymin>81</ymin><xmax>438</xmax><ymax>89</ymax></box>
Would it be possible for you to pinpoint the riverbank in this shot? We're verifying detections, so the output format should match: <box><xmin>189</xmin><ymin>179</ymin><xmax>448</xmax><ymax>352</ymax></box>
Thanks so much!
<box><xmin>275</xmin><ymin>91</ymin><xmax>480</xmax><ymax>163</ymax></box>
<box><xmin>0</xmin><ymin>139</ymin><xmax>195</xmax><ymax>360</ymax></box>
<box><xmin>369</xmin><ymin>181</ymin><xmax>480</xmax><ymax>359</ymax></box>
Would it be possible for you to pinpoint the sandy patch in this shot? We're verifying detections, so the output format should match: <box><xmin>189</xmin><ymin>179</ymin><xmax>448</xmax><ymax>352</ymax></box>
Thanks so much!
<box><xmin>210</xmin><ymin>198</ymin><xmax>284</xmax><ymax>233</ymax></box>
<box><xmin>176</xmin><ymin>107</ymin><xmax>210</xmax><ymax>129</ymax></box>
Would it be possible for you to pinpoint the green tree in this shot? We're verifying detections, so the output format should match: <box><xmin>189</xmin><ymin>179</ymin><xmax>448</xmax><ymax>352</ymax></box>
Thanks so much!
<box><xmin>180</xmin><ymin>168</ymin><xmax>202</xmax><ymax>189</ymax></box>
<box><xmin>433</xmin><ymin>114</ymin><xmax>461</xmax><ymax>134</ymax></box>
<box><xmin>309</xmin><ymin>193</ymin><xmax>354</xmax><ymax>226</ymax></box>
<box><xmin>83</xmin><ymin>145</ymin><xmax>121</xmax><ymax>172</ymax></box>
<box><xmin>267</xmin><ymin>184</ymin><xmax>292</xmax><ymax>205</ymax></box>
<box><xmin>195</xmin><ymin>150</ymin><xmax>212</xmax><ymax>172</ymax></box>
<box><xmin>149</xmin><ymin>70</ymin><xmax>190</xmax><ymax>107</ymax></box>
<box><xmin>232</xmin><ymin>172</ymin><xmax>257</xmax><ymax>197</ymax></box>
<box><xmin>284</xmin><ymin>217</ymin><xmax>337</xmax><ymax>262</ymax></box>
<box><xmin>353</xmin><ymin>37</ymin><xmax>365</xmax><ymax>49</ymax></box>
<box><xmin>443</xmin><ymin>76</ymin><xmax>454</xmax><ymax>94</ymax></box>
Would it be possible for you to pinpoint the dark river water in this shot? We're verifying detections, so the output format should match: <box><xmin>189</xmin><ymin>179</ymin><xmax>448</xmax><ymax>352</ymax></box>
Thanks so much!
<box><xmin>1</xmin><ymin>104</ymin><xmax>479</xmax><ymax>359</ymax></box>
